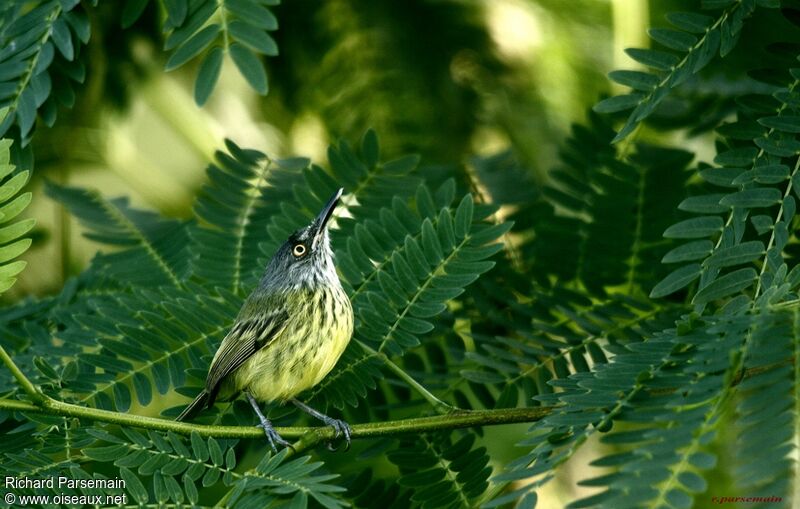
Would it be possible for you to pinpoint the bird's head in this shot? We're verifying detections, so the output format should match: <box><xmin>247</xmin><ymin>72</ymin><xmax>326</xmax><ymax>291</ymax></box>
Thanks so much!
<box><xmin>260</xmin><ymin>188</ymin><xmax>344</xmax><ymax>290</ymax></box>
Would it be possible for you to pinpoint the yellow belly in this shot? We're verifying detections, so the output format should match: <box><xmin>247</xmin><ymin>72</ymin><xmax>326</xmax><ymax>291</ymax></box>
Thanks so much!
<box><xmin>229</xmin><ymin>286</ymin><xmax>353</xmax><ymax>402</ymax></box>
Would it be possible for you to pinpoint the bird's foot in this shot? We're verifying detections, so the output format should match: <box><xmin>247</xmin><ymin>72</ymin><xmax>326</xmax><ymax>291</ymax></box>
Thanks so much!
<box><xmin>290</xmin><ymin>399</ymin><xmax>351</xmax><ymax>452</ymax></box>
<box><xmin>256</xmin><ymin>421</ymin><xmax>294</xmax><ymax>453</ymax></box>
<box><xmin>323</xmin><ymin>417</ymin><xmax>351</xmax><ymax>452</ymax></box>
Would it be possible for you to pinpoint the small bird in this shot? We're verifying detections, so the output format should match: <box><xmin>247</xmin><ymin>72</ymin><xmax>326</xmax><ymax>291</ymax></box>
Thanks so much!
<box><xmin>177</xmin><ymin>188</ymin><xmax>354</xmax><ymax>451</ymax></box>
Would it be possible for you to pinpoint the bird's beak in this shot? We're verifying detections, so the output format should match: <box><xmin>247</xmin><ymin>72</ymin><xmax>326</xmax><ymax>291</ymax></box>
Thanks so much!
<box><xmin>312</xmin><ymin>188</ymin><xmax>343</xmax><ymax>247</ymax></box>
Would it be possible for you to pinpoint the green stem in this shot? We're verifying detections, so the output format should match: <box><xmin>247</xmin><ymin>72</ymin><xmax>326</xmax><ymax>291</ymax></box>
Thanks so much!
<box><xmin>359</xmin><ymin>340</ymin><xmax>457</xmax><ymax>414</ymax></box>
<box><xmin>754</xmin><ymin>139</ymin><xmax>800</xmax><ymax>298</ymax></box>
<box><xmin>0</xmin><ymin>397</ymin><xmax>552</xmax><ymax>440</ymax></box>
<box><xmin>0</xmin><ymin>345</ymin><xmax>45</xmax><ymax>403</ymax></box>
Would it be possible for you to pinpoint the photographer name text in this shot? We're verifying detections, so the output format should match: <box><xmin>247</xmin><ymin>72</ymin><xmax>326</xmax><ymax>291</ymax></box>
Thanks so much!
<box><xmin>5</xmin><ymin>476</ymin><xmax>126</xmax><ymax>490</ymax></box>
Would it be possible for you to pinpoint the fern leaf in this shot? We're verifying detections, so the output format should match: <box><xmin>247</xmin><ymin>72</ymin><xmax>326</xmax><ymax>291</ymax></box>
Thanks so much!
<box><xmin>460</xmin><ymin>294</ymin><xmax>678</xmax><ymax>410</ymax></box>
<box><xmin>189</xmin><ymin>140</ymin><xmax>291</xmax><ymax>293</ymax></box>
<box><xmin>485</xmin><ymin>314</ymin><xmax>708</xmax><ymax>507</ymax></box>
<box><xmin>355</xmin><ymin>189</ymin><xmax>507</xmax><ymax>356</ymax></box>
<box><xmin>0</xmin><ymin>0</ymin><xmax>88</xmax><ymax>142</ymax></box>
<box><xmin>343</xmin><ymin>469</ymin><xmax>414</xmax><ymax>508</ymax></box>
<box><xmin>0</xmin><ymin>119</ymin><xmax>33</xmax><ymax>294</ymax></box>
<box><xmin>731</xmin><ymin>308</ymin><xmax>797</xmax><ymax>502</ymax></box>
<box><xmin>388</xmin><ymin>433</ymin><xmax>492</xmax><ymax>509</ymax></box>
<box><xmin>598</xmin><ymin>0</ymin><xmax>766</xmax><ymax>142</ymax></box>
<box><xmin>82</xmin><ymin>428</ymin><xmax>342</xmax><ymax>507</ymax></box>
<box><xmin>191</xmin><ymin>131</ymin><xmax>420</xmax><ymax>293</ymax></box>
<box><xmin>563</xmin><ymin>311</ymin><xmax>768</xmax><ymax>509</ymax></box>
<box><xmin>652</xmin><ymin>67</ymin><xmax>800</xmax><ymax>306</ymax></box>
<box><xmin>46</xmin><ymin>182</ymin><xmax>190</xmax><ymax>287</ymax></box>
<box><xmin>260</xmin><ymin>130</ymin><xmax>422</xmax><ymax>260</ymax></box>
<box><xmin>226</xmin><ymin>449</ymin><xmax>347</xmax><ymax>508</ymax></box>
<box><xmin>62</xmin><ymin>286</ymin><xmax>238</xmax><ymax>412</ymax></box>
<box><xmin>520</xmin><ymin>112</ymin><xmax>691</xmax><ymax>297</ymax></box>
<box><xmin>161</xmin><ymin>0</ymin><xmax>279</xmax><ymax>104</ymax></box>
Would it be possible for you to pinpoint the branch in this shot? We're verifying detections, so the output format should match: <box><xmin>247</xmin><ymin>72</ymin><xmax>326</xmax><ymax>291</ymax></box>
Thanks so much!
<box><xmin>359</xmin><ymin>340</ymin><xmax>458</xmax><ymax>415</ymax></box>
<box><xmin>0</xmin><ymin>345</ymin><xmax>45</xmax><ymax>403</ymax></box>
<box><xmin>0</xmin><ymin>397</ymin><xmax>553</xmax><ymax>440</ymax></box>
<box><xmin>1</xmin><ymin>331</ymin><xmax>541</xmax><ymax>446</ymax></box>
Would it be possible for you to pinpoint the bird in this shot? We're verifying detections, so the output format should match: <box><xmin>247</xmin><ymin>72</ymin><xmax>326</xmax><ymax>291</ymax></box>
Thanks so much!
<box><xmin>176</xmin><ymin>188</ymin><xmax>354</xmax><ymax>452</ymax></box>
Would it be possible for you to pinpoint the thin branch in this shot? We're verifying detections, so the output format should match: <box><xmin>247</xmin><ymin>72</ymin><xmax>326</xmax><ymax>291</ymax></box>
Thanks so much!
<box><xmin>755</xmin><ymin>129</ymin><xmax>800</xmax><ymax>298</ymax></box>
<box><xmin>359</xmin><ymin>339</ymin><xmax>457</xmax><ymax>415</ymax></box>
<box><xmin>0</xmin><ymin>345</ymin><xmax>45</xmax><ymax>403</ymax></box>
<box><xmin>0</xmin><ymin>396</ymin><xmax>552</xmax><ymax>440</ymax></box>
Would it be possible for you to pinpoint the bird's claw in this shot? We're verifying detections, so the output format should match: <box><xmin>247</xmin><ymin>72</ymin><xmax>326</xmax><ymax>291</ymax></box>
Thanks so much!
<box><xmin>325</xmin><ymin>419</ymin><xmax>351</xmax><ymax>452</ymax></box>
<box><xmin>257</xmin><ymin>422</ymin><xmax>295</xmax><ymax>453</ymax></box>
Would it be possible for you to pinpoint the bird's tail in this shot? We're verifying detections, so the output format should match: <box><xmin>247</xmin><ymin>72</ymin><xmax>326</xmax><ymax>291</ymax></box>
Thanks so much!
<box><xmin>176</xmin><ymin>390</ymin><xmax>210</xmax><ymax>422</ymax></box>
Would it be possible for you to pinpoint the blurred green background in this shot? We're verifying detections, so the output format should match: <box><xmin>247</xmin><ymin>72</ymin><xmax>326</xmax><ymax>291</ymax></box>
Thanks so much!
<box><xmin>16</xmin><ymin>0</ymin><xmax>799</xmax><ymax>294</ymax></box>
<box><xmin>11</xmin><ymin>0</ymin><xmax>638</xmax><ymax>302</ymax></box>
<box><xmin>8</xmin><ymin>1</ymin><xmax>798</xmax><ymax>504</ymax></box>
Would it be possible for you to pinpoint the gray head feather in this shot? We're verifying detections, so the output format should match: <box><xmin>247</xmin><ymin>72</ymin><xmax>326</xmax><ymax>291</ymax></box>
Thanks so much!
<box><xmin>257</xmin><ymin>188</ymin><xmax>344</xmax><ymax>292</ymax></box>
<box><xmin>258</xmin><ymin>226</ymin><xmax>338</xmax><ymax>292</ymax></box>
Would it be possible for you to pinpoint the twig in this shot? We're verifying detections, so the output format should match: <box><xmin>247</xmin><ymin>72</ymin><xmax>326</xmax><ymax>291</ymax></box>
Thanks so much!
<box><xmin>0</xmin><ymin>397</ymin><xmax>553</xmax><ymax>440</ymax></box>
<box><xmin>359</xmin><ymin>340</ymin><xmax>458</xmax><ymax>415</ymax></box>
<box><xmin>0</xmin><ymin>345</ymin><xmax>45</xmax><ymax>403</ymax></box>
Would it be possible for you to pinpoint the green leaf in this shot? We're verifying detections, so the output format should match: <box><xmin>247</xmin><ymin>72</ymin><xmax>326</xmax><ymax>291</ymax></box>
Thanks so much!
<box><xmin>229</xmin><ymin>43</ymin><xmax>268</xmax><ymax>94</ymax></box>
<box><xmin>751</xmin><ymin>215</ymin><xmax>773</xmax><ymax>235</ymax></box>
<box><xmin>229</xmin><ymin>20</ymin><xmax>278</xmax><ymax>55</ymax></box>
<box><xmin>662</xmin><ymin>240</ymin><xmax>713</xmax><ymax>263</ymax></box>
<box><xmin>758</xmin><ymin>115</ymin><xmax>800</xmax><ymax>133</ymax></box>
<box><xmin>678</xmin><ymin>194</ymin><xmax>727</xmax><ymax>214</ymax></box>
<box><xmin>692</xmin><ymin>268</ymin><xmax>757</xmax><ymax>304</ymax></box>
<box><xmin>753</xmin><ymin>164</ymin><xmax>790</xmax><ymax>184</ymax></box>
<box><xmin>650</xmin><ymin>263</ymin><xmax>701</xmax><ymax>298</ymax></box>
<box><xmin>0</xmin><ymin>238</ymin><xmax>31</xmax><ymax>264</ymax></box>
<box><xmin>0</xmin><ymin>135</ymin><xmax>31</xmax><ymax>294</ymax></box>
<box><xmin>755</xmin><ymin>130</ymin><xmax>800</xmax><ymax>156</ymax></box>
<box><xmin>593</xmin><ymin>94</ymin><xmax>643</xmax><ymax>113</ymax></box>
<box><xmin>454</xmin><ymin>194</ymin><xmax>474</xmax><ymax>240</ymax></box>
<box><xmin>122</xmin><ymin>0</ymin><xmax>150</xmax><ymax>28</ymax></box>
<box><xmin>0</xmin><ymin>218</ymin><xmax>34</xmax><ymax>243</ymax></box>
<box><xmin>714</xmin><ymin>147</ymin><xmax>758</xmax><ymax>167</ymax></box>
<box><xmin>226</xmin><ymin>0</ymin><xmax>279</xmax><ymax>29</ymax></box>
<box><xmin>0</xmin><ymin>172</ymin><xmax>29</xmax><ymax>202</ymax></box>
<box><xmin>625</xmin><ymin>48</ymin><xmax>680</xmax><ymax>70</ymax></box>
<box><xmin>164</xmin><ymin>0</ymin><xmax>216</xmax><ymax>50</ymax></box>
<box><xmin>84</xmin><ymin>444</ymin><xmax>129</xmax><ymax>461</ymax></box>
<box><xmin>665</xmin><ymin>489</ymin><xmax>693</xmax><ymax>509</ymax></box>
<box><xmin>120</xmin><ymin>466</ymin><xmax>149</xmax><ymax>504</ymax></box>
<box><xmin>361</xmin><ymin>129</ymin><xmax>379</xmax><ymax>168</ymax></box>
<box><xmin>165</xmin><ymin>24</ymin><xmax>219</xmax><ymax>71</ymax></box>
<box><xmin>51</xmin><ymin>17</ymin><xmax>74</xmax><ymax>60</ymax></box>
<box><xmin>700</xmin><ymin>167</ymin><xmax>745</xmax><ymax>187</ymax></box>
<box><xmin>190</xmin><ymin>431</ymin><xmax>209</xmax><ymax>462</ymax></box>
<box><xmin>703</xmin><ymin>240</ymin><xmax>764</xmax><ymax>269</ymax></box>
<box><xmin>663</xmin><ymin>217</ymin><xmax>723</xmax><ymax>239</ymax></box>
<box><xmin>688</xmin><ymin>453</ymin><xmax>717</xmax><ymax>469</ymax></box>
<box><xmin>133</xmin><ymin>372</ymin><xmax>153</xmax><ymax>406</ymax></box>
<box><xmin>648</xmin><ymin>28</ymin><xmax>697</xmax><ymax>51</ymax></box>
<box><xmin>608</xmin><ymin>70</ymin><xmax>659</xmax><ymax>91</ymax></box>
<box><xmin>0</xmin><ymin>260</ymin><xmax>26</xmax><ymax>281</ymax></box>
<box><xmin>164</xmin><ymin>0</ymin><xmax>188</xmax><ymax>27</ymax></box>
<box><xmin>194</xmin><ymin>47</ymin><xmax>224</xmax><ymax>106</ymax></box>
<box><xmin>666</xmin><ymin>12</ymin><xmax>714</xmax><ymax>33</ymax></box>
<box><xmin>719</xmin><ymin>188</ymin><xmax>782</xmax><ymax>208</ymax></box>
<box><xmin>45</xmin><ymin>182</ymin><xmax>189</xmax><ymax>286</ymax></box>
<box><xmin>678</xmin><ymin>472</ymin><xmax>707</xmax><ymax>493</ymax></box>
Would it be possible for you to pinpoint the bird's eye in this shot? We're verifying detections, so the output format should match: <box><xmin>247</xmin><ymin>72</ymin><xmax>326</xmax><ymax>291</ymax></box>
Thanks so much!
<box><xmin>292</xmin><ymin>244</ymin><xmax>307</xmax><ymax>257</ymax></box>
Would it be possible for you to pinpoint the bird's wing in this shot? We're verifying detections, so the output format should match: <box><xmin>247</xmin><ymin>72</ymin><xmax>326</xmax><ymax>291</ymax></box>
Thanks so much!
<box><xmin>205</xmin><ymin>305</ymin><xmax>289</xmax><ymax>397</ymax></box>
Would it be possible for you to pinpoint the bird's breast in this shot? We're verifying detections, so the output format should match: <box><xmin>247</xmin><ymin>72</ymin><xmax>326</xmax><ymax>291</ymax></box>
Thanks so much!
<box><xmin>234</xmin><ymin>285</ymin><xmax>353</xmax><ymax>402</ymax></box>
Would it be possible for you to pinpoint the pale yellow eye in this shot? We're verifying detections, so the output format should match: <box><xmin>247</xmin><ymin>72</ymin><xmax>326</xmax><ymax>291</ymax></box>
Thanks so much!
<box><xmin>293</xmin><ymin>244</ymin><xmax>307</xmax><ymax>257</ymax></box>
